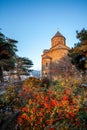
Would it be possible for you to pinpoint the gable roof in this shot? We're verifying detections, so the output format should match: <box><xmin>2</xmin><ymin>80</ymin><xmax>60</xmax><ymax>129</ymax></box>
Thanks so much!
<box><xmin>50</xmin><ymin>43</ymin><xmax>70</xmax><ymax>51</ymax></box>
<box><xmin>43</xmin><ymin>55</ymin><xmax>52</xmax><ymax>59</ymax></box>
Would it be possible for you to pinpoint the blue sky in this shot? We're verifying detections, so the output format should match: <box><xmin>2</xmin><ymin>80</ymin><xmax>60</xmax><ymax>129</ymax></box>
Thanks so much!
<box><xmin>0</xmin><ymin>0</ymin><xmax>87</xmax><ymax>70</ymax></box>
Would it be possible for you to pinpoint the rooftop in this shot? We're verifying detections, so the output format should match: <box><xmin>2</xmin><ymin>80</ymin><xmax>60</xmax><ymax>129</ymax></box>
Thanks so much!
<box><xmin>51</xmin><ymin>31</ymin><xmax>65</xmax><ymax>40</ymax></box>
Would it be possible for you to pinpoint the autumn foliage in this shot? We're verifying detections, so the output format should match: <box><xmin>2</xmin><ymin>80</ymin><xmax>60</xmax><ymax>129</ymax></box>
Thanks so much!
<box><xmin>16</xmin><ymin>78</ymin><xmax>87</xmax><ymax>130</ymax></box>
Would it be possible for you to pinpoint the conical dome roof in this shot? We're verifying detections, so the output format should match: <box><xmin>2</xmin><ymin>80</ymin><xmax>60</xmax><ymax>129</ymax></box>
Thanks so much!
<box><xmin>51</xmin><ymin>31</ymin><xmax>65</xmax><ymax>40</ymax></box>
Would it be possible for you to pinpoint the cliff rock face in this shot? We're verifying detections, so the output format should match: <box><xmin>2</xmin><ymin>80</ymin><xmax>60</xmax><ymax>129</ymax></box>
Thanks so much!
<box><xmin>41</xmin><ymin>31</ymin><xmax>71</xmax><ymax>80</ymax></box>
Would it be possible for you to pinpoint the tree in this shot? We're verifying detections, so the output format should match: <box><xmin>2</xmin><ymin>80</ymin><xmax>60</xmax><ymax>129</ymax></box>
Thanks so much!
<box><xmin>0</xmin><ymin>32</ymin><xmax>18</xmax><ymax>82</ymax></box>
<box><xmin>69</xmin><ymin>28</ymin><xmax>87</xmax><ymax>76</ymax></box>
<box><xmin>15</xmin><ymin>56</ymin><xmax>33</xmax><ymax>80</ymax></box>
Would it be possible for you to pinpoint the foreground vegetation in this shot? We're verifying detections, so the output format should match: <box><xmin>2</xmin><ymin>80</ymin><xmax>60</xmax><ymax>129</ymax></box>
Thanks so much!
<box><xmin>0</xmin><ymin>77</ymin><xmax>87</xmax><ymax>130</ymax></box>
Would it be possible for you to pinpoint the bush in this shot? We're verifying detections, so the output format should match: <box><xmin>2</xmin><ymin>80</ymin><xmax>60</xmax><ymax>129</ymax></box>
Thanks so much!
<box><xmin>40</xmin><ymin>77</ymin><xmax>50</xmax><ymax>89</ymax></box>
<box><xmin>23</xmin><ymin>77</ymin><xmax>41</xmax><ymax>88</ymax></box>
<box><xmin>16</xmin><ymin>78</ymin><xmax>87</xmax><ymax>130</ymax></box>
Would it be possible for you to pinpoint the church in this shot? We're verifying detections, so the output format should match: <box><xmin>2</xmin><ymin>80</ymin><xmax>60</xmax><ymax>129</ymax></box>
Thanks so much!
<box><xmin>41</xmin><ymin>31</ymin><xmax>71</xmax><ymax>80</ymax></box>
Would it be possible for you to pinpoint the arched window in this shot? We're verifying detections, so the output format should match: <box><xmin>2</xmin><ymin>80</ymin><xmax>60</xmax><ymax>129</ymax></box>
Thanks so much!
<box><xmin>46</xmin><ymin>62</ymin><xmax>48</xmax><ymax>68</ymax></box>
<box><xmin>45</xmin><ymin>72</ymin><xmax>47</xmax><ymax>76</ymax></box>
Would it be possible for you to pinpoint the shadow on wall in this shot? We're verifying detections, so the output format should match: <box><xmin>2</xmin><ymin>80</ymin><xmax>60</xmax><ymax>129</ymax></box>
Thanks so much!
<box><xmin>42</xmin><ymin>55</ymin><xmax>79</xmax><ymax>80</ymax></box>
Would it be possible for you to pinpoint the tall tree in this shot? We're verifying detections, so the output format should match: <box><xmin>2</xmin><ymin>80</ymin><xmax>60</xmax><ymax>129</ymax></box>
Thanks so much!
<box><xmin>69</xmin><ymin>28</ymin><xmax>87</xmax><ymax>75</ymax></box>
<box><xmin>0</xmin><ymin>32</ymin><xmax>18</xmax><ymax>82</ymax></box>
<box><xmin>15</xmin><ymin>56</ymin><xmax>33</xmax><ymax>80</ymax></box>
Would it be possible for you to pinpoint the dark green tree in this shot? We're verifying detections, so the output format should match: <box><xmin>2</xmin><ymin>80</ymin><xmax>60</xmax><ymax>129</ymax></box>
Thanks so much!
<box><xmin>15</xmin><ymin>56</ymin><xmax>33</xmax><ymax>80</ymax></box>
<box><xmin>0</xmin><ymin>32</ymin><xmax>18</xmax><ymax>82</ymax></box>
<box><xmin>69</xmin><ymin>28</ymin><xmax>87</xmax><ymax>74</ymax></box>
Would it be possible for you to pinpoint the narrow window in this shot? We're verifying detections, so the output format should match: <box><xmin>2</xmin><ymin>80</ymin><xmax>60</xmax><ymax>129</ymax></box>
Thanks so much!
<box><xmin>46</xmin><ymin>62</ymin><xmax>48</xmax><ymax>68</ymax></box>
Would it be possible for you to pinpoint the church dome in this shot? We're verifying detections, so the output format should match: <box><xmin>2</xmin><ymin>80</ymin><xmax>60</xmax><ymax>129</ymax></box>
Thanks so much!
<box><xmin>51</xmin><ymin>31</ymin><xmax>66</xmax><ymax>47</ymax></box>
<box><xmin>51</xmin><ymin>31</ymin><xmax>65</xmax><ymax>40</ymax></box>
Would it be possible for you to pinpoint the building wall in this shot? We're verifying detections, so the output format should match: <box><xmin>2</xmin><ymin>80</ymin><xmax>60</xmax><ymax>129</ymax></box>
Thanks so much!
<box><xmin>42</xmin><ymin>32</ymin><xmax>71</xmax><ymax>80</ymax></box>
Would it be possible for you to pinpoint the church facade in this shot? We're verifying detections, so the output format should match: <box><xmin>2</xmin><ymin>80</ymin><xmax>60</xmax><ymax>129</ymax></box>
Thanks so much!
<box><xmin>41</xmin><ymin>31</ymin><xmax>71</xmax><ymax>80</ymax></box>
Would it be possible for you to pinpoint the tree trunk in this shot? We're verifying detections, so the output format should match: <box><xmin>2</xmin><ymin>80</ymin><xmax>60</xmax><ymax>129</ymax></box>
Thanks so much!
<box><xmin>0</xmin><ymin>67</ymin><xmax>4</xmax><ymax>82</ymax></box>
<box><xmin>17</xmin><ymin>72</ymin><xmax>21</xmax><ymax>80</ymax></box>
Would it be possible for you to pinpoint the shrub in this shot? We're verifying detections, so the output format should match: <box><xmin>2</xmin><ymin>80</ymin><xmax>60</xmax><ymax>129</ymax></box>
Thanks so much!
<box><xmin>40</xmin><ymin>77</ymin><xmax>50</xmax><ymax>89</ymax></box>
<box><xmin>23</xmin><ymin>77</ymin><xmax>41</xmax><ymax>88</ymax></box>
<box><xmin>17</xmin><ymin>78</ymin><xmax>87</xmax><ymax>130</ymax></box>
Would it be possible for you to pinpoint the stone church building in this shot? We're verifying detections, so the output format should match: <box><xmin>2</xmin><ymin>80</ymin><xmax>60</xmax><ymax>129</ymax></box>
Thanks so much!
<box><xmin>41</xmin><ymin>31</ymin><xmax>71</xmax><ymax>80</ymax></box>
